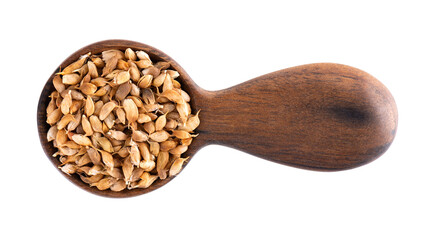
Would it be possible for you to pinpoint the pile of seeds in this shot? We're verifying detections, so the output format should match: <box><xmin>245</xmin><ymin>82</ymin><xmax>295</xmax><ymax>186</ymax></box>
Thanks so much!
<box><xmin>45</xmin><ymin>48</ymin><xmax>200</xmax><ymax>191</ymax></box>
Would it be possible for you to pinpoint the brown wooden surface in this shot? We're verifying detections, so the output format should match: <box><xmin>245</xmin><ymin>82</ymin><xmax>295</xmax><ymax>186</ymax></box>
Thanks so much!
<box><xmin>37</xmin><ymin>40</ymin><xmax>397</xmax><ymax>198</ymax></box>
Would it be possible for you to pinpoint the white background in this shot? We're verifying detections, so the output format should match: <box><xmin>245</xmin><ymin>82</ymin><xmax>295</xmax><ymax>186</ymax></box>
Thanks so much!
<box><xmin>0</xmin><ymin>1</ymin><xmax>424</xmax><ymax>239</ymax></box>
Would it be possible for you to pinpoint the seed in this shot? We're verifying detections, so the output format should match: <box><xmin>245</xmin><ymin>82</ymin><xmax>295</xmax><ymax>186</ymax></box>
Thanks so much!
<box><xmin>160</xmin><ymin>140</ymin><xmax>178</xmax><ymax>151</ymax></box>
<box><xmin>62</xmin><ymin>73</ymin><xmax>81</xmax><ymax>85</ymax></box>
<box><xmin>152</xmin><ymin>72</ymin><xmax>166</xmax><ymax>87</ymax></box>
<box><xmin>149</xmin><ymin>130</ymin><xmax>170</xmax><ymax>142</ymax></box>
<box><xmin>137</xmin><ymin>75</ymin><xmax>153</xmax><ymax>88</ymax></box>
<box><xmin>122</xmin><ymin>99</ymin><xmax>138</xmax><ymax>123</ymax></box>
<box><xmin>137</xmin><ymin>114</ymin><xmax>151</xmax><ymax>124</ymax></box>
<box><xmin>157</xmin><ymin>151</ymin><xmax>169</xmax><ymax>180</ymax></box>
<box><xmin>99</xmin><ymin>101</ymin><xmax>117</xmax><ymax>120</ymax></box>
<box><xmin>70</xmin><ymin>133</ymin><xmax>92</xmax><ymax>146</ymax></box>
<box><xmin>169</xmin><ymin>157</ymin><xmax>189</xmax><ymax>176</ymax></box>
<box><xmin>107</xmin><ymin>130</ymin><xmax>127</xmax><ymax>141</ymax></box>
<box><xmin>131</xmin><ymin>130</ymin><xmax>148</xmax><ymax>142</ymax></box>
<box><xmin>87</xmin><ymin>148</ymin><xmax>101</xmax><ymax>165</ymax></box>
<box><xmin>143</xmin><ymin>121</ymin><xmax>155</xmax><ymax>134</ymax></box>
<box><xmin>111</xmin><ymin>179</ymin><xmax>126</xmax><ymax>192</ymax></box>
<box><xmin>92</xmin><ymin>177</ymin><xmax>116</xmax><ymax>190</ymax></box>
<box><xmin>89</xmin><ymin>115</ymin><xmax>103</xmax><ymax>133</ymax></box>
<box><xmin>58</xmin><ymin>54</ymin><xmax>89</xmax><ymax>75</ymax></box>
<box><xmin>80</xmin><ymin>82</ymin><xmax>97</xmax><ymax>95</ymax></box>
<box><xmin>125</xmin><ymin>48</ymin><xmax>137</xmax><ymax>61</ymax></box>
<box><xmin>131</xmin><ymin>172</ymin><xmax>158</xmax><ymax>189</ymax></box>
<box><xmin>149</xmin><ymin>141</ymin><xmax>160</xmax><ymax>156</ymax></box>
<box><xmin>162</xmin><ymin>74</ymin><xmax>173</xmax><ymax>92</ymax></box>
<box><xmin>60</xmin><ymin>91</ymin><xmax>72</xmax><ymax>115</ymax></box>
<box><xmin>56</xmin><ymin>114</ymin><xmax>75</xmax><ymax>130</ymax></box>
<box><xmin>129</xmin><ymin>62</ymin><xmax>140</xmax><ymax>81</ymax></box>
<box><xmin>80</xmin><ymin>174</ymin><xmax>104</xmax><ymax>184</ymax></box>
<box><xmin>100</xmin><ymin>150</ymin><xmax>114</xmax><ymax>170</ymax></box>
<box><xmin>122</xmin><ymin>156</ymin><xmax>134</xmax><ymax>183</ymax></box>
<box><xmin>115</xmin><ymin>71</ymin><xmax>130</xmax><ymax>85</ymax></box>
<box><xmin>53</xmin><ymin>75</ymin><xmax>65</xmax><ymax>93</ymax></box>
<box><xmin>47</xmin><ymin>125</ymin><xmax>58</xmax><ymax>142</ymax></box>
<box><xmin>115</xmin><ymin>81</ymin><xmax>131</xmax><ymax>101</ymax></box>
<box><xmin>59</xmin><ymin>163</ymin><xmax>78</xmax><ymax>175</ymax></box>
<box><xmin>155</xmin><ymin>113</ymin><xmax>167</xmax><ymax>131</ymax></box>
<box><xmin>161</xmin><ymin>89</ymin><xmax>185</xmax><ymax>104</ymax></box>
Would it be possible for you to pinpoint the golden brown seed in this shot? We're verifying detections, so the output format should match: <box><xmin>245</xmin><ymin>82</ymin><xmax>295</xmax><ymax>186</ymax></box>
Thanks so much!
<box><xmin>162</xmin><ymin>74</ymin><xmax>173</xmax><ymax>92</ymax></box>
<box><xmin>160</xmin><ymin>140</ymin><xmax>178</xmax><ymax>151</ymax></box>
<box><xmin>164</xmin><ymin>69</ymin><xmax>180</xmax><ymax>79</ymax></box>
<box><xmin>47</xmin><ymin>125</ymin><xmax>58</xmax><ymax>142</ymax></box>
<box><xmin>122</xmin><ymin>99</ymin><xmax>138</xmax><ymax>123</ymax></box>
<box><xmin>137</xmin><ymin>142</ymin><xmax>151</xmax><ymax>162</ymax></box>
<box><xmin>135</xmin><ymin>59</ymin><xmax>153</xmax><ymax>69</ymax></box>
<box><xmin>131</xmin><ymin>130</ymin><xmax>148</xmax><ymax>142</ymax></box>
<box><xmin>154</xmin><ymin>62</ymin><xmax>170</xmax><ymax>71</ymax></box>
<box><xmin>96</xmin><ymin>137</ymin><xmax>114</xmax><ymax>152</ymax></box>
<box><xmin>149</xmin><ymin>130</ymin><xmax>170</xmax><ymax>142</ymax></box>
<box><xmin>129</xmin><ymin>62</ymin><xmax>140</xmax><ymax>81</ymax></box>
<box><xmin>70</xmin><ymin>133</ymin><xmax>92</xmax><ymax>146</ymax></box>
<box><xmin>87</xmin><ymin>148</ymin><xmax>101</xmax><ymax>165</ymax></box>
<box><xmin>85</xmin><ymin>96</ymin><xmax>95</xmax><ymax>116</ymax></box>
<box><xmin>115</xmin><ymin>81</ymin><xmax>131</xmax><ymax>101</ymax></box>
<box><xmin>115</xmin><ymin>71</ymin><xmax>130</xmax><ymax>85</ymax></box>
<box><xmin>104</xmin><ymin>113</ymin><xmax>115</xmax><ymax>129</ymax></box>
<box><xmin>67</xmin><ymin>110</ymin><xmax>81</xmax><ymax>131</ymax></box>
<box><xmin>161</xmin><ymin>103</ymin><xmax>175</xmax><ymax>113</ymax></box>
<box><xmin>181</xmin><ymin>138</ymin><xmax>193</xmax><ymax>146</ymax></box>
<box><xmin>142</xmin><ymin>88</ymin><xmax>155</xmax><ymax>104</ymax></box>
<box><xmin>183</xmin><ymin>110</ymin><xmax>201</xmax><ymax>132</ymax></box>
<box><xmin>91</xmin><ymin>77</ymin><xmax>108</xmax><ymax>87</ymax></box>
<box><xmin>165</xmin><ymin>119</ymin><xmax>178</xmax><ymax>130</ymax></box>
<box><xmin>152</xmin><ymin>72</ymin><xmax>166</xmax><ymax>87</ymax></box>
<box><xmin>169</xmin><ymin>157</ymin><xmax>189</xmax><ymax>176</ymax></box>
<box><xmin>46</xmin><ymin>98</ymin><xmax>56</xmax><ymax>115</ymax></box>
<box><xmin>115</xmin><ymin>108</ymin><xmax>126</xmax><ymax>125</ymax></box>
<box><xmin>169</xmin><ymin>145</ymin><xmax>188</xmax><ymax>155</ymax></box>
<box><xmin>59</xmin><ymin>163</ymin><xmax>78</xmax><ymax>175</ymax></box>
<box><xmin>60</xmin><ymin>91</ymin><xmax>72</xmax><ymax>115</ymax></box>
<box><xmin>137</xmin><ymin>114</ymin><xmax>151</xmax><ymax>124</ymax></box>
<box><xmin>161</xmin><ymin>89</ymin><xmax>185</xmax><ymax>104</ymax></box>
<box><xmin>88</xmin><ymin>164</ymin><xmax>103</xmax><ymax>176</ymax></box>
<box><xmin>129</xmin><ymin>141</ymin><xmax>141</xmax><ymax>166</ymax></box>
<box><xmin>157</xmin><ymin>151</ymin><xmax>169</xmax><ymax>180</ymax></box>
<box><xmin>57</xmin><ymin>114</ymin><xmax>75</xmax><ymax>130</ymax></box>
<box><xmin>117</xmin><ymin>59</ymin><xmax>129</xmax><ymax>70</ymax></box>
<box><xmin>172</xmin><ymin>130</ymin><xmax>191</xmax><ymax>139</ymax></box>
<box><xmin>143</xmin><ymin>121</ymin><xmax>155</xmax><ymax>134</ymax></box>
<box><xmin>127</xmin><ymin>96</ymin><xmax>143</xmax><ymax>108</ymax></box>
<box><xmin>93</xmin><ymin>85</ymin><xmax>111</xmax><ymax>97</ymax></box>
<box><xmin>107</xmin><ymin>130</ymin><xmax>127</xmax><ymax>141</ymax></box>
<box><xmin>80</xmin><ymin>82</ymin><xmax>97</xmax><ymax>95</ymax></box>
<box><xmin>99</xmin><ymin>101</ymin><xmax>117</xmax><ymax>120</ymax></box>
<box><xmin>56</xmin><ymin>129</ymin><xmax>68</xmax><ymax>146</ymax></box>
<box><xmin>125</xmin><ymin>48</ymin><xmax>137</xmax><ymax>61</ymax></box>
<box><xmin>131</xmin><ymin>172</ymin><xmax>158</xmax><ymax>189</ymax></box>
<box><xmin>136</xmin><ymin>50</ymin><xmax>150</xmax><ymax>61</ymax></box>
<box><xmin>106</xmin><ymin>168</ymin><xmax>124</xmax><ymax>179</ymax></box>
<box><xmin>118</xmin><ymin>147</ymin><xmax>130</xmax><ymax>158</ymax></box>
<box><xmin>80</xmin><ymin>174</ymin><xmax>104</xmax><ymax>184</ymax></box>
<box><xmin>76</xmin><ymin>154</ymin><xmax>91</xmax><ymax>167</ymax></box>
<box><xmin>100</xmin><ymin>150</ymin><xmax>114</xmax><ymax>170</ymax></box>
<box><xmin>111</xmin><ymin>179</ymin><xmax>126</xmax><ymax>192</ymax></box>
<box><xmin>122</xmin><ymin>156</ymin><xmax>134</xmax><ymax>183</ymax></box>
<box><xmin>62</xmin><ymin>73</ymin><xmax>81</xmax><ymax>85</ymax></box>
<box><xmin>69</xmin><ymin>100</ymin><xmax>83</xmax><ymax>114</ymax></box>
<box><xmin>89</xmin><ymin>115</ymin><xmax>103</xmax><ymax>133</ymax></box>
<box><xmin>149</xmin><ymin>142</ymin><xmax>160</xmax><ymax>156</ymax></box>
<box><xmin>142</xmin><ymin>66</ymin><xmax>160</xmax><ymax>77</ymax></box>
<box><xmin>92</xmin><ymin>177</ymin><xmax>116</xmax><ymax>190</ymax></box>
<box><xmin>87</xmin><ymin>61</ymin><xmax>99</xmax><ymax>78</ymax></box>
<box><xmin>129</xmin><ymin>168</ymin><xmax>144</xmax><ymax>182</ymax></box>
<box><xmin>155</xmin><ymin>113</ymin><xmax>167</xmax><ymax>131</ymax></box>
<box><xmin>137</xmin><ymin>75</ymin><xmax>153</xmax><ymax>88</ymax></box>
<box><xmin>53</xmin><ymin>75</ymin><xmax>65</xmax><ymax>93</ymax></box>
<box><xmin>81</xmin><ymin>115</ymin><xmax>93</xmax><ymax>136</ymax></box>
<box><xmin>130</xmin><ymin>83</ymin><xmax>140</xmax><ymax>96</ymax></box>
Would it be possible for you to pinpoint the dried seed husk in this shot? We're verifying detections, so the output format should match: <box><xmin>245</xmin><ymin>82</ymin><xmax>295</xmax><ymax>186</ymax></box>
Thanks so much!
<box><xmin>161</xmin><ymin>103</ymin><xmax>175</xmax><ymax>113</ymax></box>
<box><xmin>137</xmin><ymin>142</ymin><xmax>151</xmax><ymax>162</ymax></box>
<box><xmin>149</xmin><ymin>130</ymin><xmax>170</xmax><ymax>142</ymax></box>
<box><xmin>91</xmin><ymin>77</ymin><xmax>108</xmax><ymax>87</ymax></box>
<box><xmin>115</xmin><ymin>81</ymin><xmax>131</xmax><ymax>101</ymax></box>
<box><xmin>53</xmin><ymin>75</ymin><xmax>65</xmax><ymax>93</ymax></box>
<box><xmin>114</xmin><ymin>71</ymin><xmax>130</xmax><ymax>85</ymax></box>
<box><xmin>67</xmin><ymin>110</ymin><xmax>82</xmax><ymax>131</ymax></box>
<box><xmin>80</xmin><ymin>174</ymin><xmax>104</xmax><ymax>184</ymax></box>
<box><xmin>92</xmin><ymin>177</ymin><xmax>116</xmax><ymax>190</ymax></box>
<box><xmin>152</xmin><ymin>72</ymin><xmax>166</xmax><ymax>87</ymax></box>
<box><xmin>58</xmin><ymin>54</ymin><xmax>89</xmax><ymax>75</ymax></box>
<box><xmin>142</xmin><ymin>66</ymin><xmax>160</xmax><ymax>77</ymax></box>
<box><xmin>172</xmin><ymin>130</ymin><xmax>197</xmax><ymax>139</ymax></box>
<box><xmin>129</xmin><ymin>168</ymin><xmax>144</xmax><ymax>182</ymax></box>
<box><xmin>81</xmin><ymin>115</ymin><xmax>93</xmax><ymax>136</ymax></box>
<box><xmin>76</xmin><ymin>153</ymin><xmax>91</xmax><ymax>167</ymax></box>
<box><xmin>161</xmin><ymin>89</ymin><xmax>185</xmax><ymax>104</ymax></box>
<box><xmin>130</xmin><ymin>141</ymin><xmax>141</xmax><ymax>166</ymax></box>
<box><xmin>59</xmin><ymin>163</ymin><xmax>78</xmax><ymax>175</ymax></box>
<box><xmin>130</xmin><ymin>83</ymin><xmax>140</xmax><ymax>96</ymax></box>
<box><xmin>154</xmin><ymin>62</ymin><xmax>170</xmax><ymax>71</ymax></box>
<box><xmin>143</xmin><ymin>121</ymin><xmax>155</xmax><ymax>134</ymax></box>
<box><xmin>100</xmin><ymin>150</ymin><xmax>114</xmax><ymax>170</ymax></box>
<box><xmin>84</xmin><ymin>96</ymin><xmax>95</xmax><ymax>116</ymax></box>
<box><xmin>172</xmin><ymin>80</ymin><xmax>181</xmax><ymax>88</ymax></box>
<box><xmin>122</xmin><ymin>99</ymin><xmax>138</xmax><ymax>123</ymax></box>
<box><xmin>136</xmin><ymin>50</ymin><xmax>150</xmax><ymax>61</ymax></box>
<box><xmin>117</xmin><ymin>59</ymin><xmax>129</xmax><ymax>70</ymax></box>
<box><xmin>56</xmin><ymin>129</ymin><xmax>68</xmax><ymax>146</ymax></box>
<box><xmin>106</xmin><ymin>167</ymin><xmax>124</xmax><ymax>179</ymax></box>
<box><xmin>69</xmin><ymin>100</ymin><xmax>83</xmax><ymax>114</ymax></box>
<box><xmin>102</xmin><ymin>57</ymin><xmax>118</xmax><ymax>76</ymax></box>
<box><xmin>140</xmin><ymin>159</ymin><xmax>155</xmax><ymax>172</ymax></box>
<box><xmin>58</xmin><ymin>147</ymin><xmax>79</xmax><ymax>156</ymax></box>
<box><xmin>181</xmin><ymin>137</ymin><xmax>193</xmax><ymax>146</ymax></box>
<box><xmin>131</xmin><ymin>130</ymin><xmax>148</xmax><ymax>142</ymax></box>
<box><xmin>147</xmin><ymin>112</ymin><xmax>158</xmax><ymax>121</ymax></box>
<box><xmin>115</xmin><ymin>108</ymin><xmax>126</xmax><ymax>125</ymax></box>
<box><xmin>169</xmin><ymin>157</ymin><xmax>189</xmax><ymax>176</ymax></box>
<box><xmin>89</xmin><ymin>164</ymin><xmax>103</xmax><ymax>176</ymax></box>
<box><xmin>80</xmin><ymin>82</ymin><xmax>97</xmax><ymax>95</ymax></box>
<box><xmin>130</xmin><ymin>172</ymin><xmax>158</xmax><ymax>189</ymax></box>
<box><xmin>60</xmin><ymin>91</ymin><xmax>72</xmax><ymax>115</ymax></box>
<box><xmin>111</xmin><ymin>179</ymin><xmax>126</xmax><ymax>191</ymax></box>
<box><xmin>127</xmin><ymin>96</ymin><xmax>143</xmax><ymax>108</ymax></box>
<box><xmin>137</xmin><ymin>74</ymin><xmax>153</xmax><ymax>88</ymax></box>
<box><xmin>69</xmin><ymin>89</ymin><xmax>85</xmax><ymax>100</ymax></box>
<box><xmin>47</xmin><ymin>125</ymin><xmax>58</xmax><ymax>142</ymax></box>
<box><xmin>135</xmin><ymin>59</ymin><xmax>153</xmax><ymax>69</ymax></box>
<box><xmin>87</xmin><ymin>61</ymin><xmax>99</xmax><ymax>78</ymax></box>
<box><xmin>164</xmin><ymin>69</ymin><xmax>180</xmax><ymax>79</ymax></box>
<box><xmin>129</xmin><ymin>62</ymin><xmax>140</xmax><ymax>81</ymax></box>
<box><xmin>125</xmin><ymin>48</ymin><xmax>137</xmax><ymax>61</ymax></box>
<box><xmin>87</xmin><ymin>148</ymin><xmax>102</xmax><ymax>165</ymax></box>
<box><xmin>104</xmin><ymin>113</ymin><xmax>115</xmax><ymax>129</ymax></box>
<box><xmin>93</xmin><ymin>85</ymin><xmax>111</xmax><ymax>97</ymax></box>
<box><xmin>122</xmin><ymin>156</ymin><xmax>134</xmax><ymax>183</ymax></box>
<box><xmin>61</xmin><ymin>141</ymin><xmax>81</xmax><ymax>149</ymax></box>
<box><xmin>99</xmin><ymin>101</ymin><xmax>117</xmax><ymax>120</ymax></box>
<box><xmin>162</xmin><ymin>73</ymin><xmax>173</xmax><ymax>92</ymax></box>
<box><xmin>107</xmin><ymin>130</ymin><xmax>127</xmax><ymax>141</ymax></box>
<box><xmin>180</xmin><ymin>90</ymin><xmax>191</xmax><ymax>102</ymax></box>
<box><xmin>169</xmin><ymin>145</ymin><xmax>188</xmax><ymax>155</ymax></box>
<box><xmin>165</xmin><ymin>119</ymin><xmax>178</xmax><ymax>130</ymax></box>
<box><xmin>89</xmin><ymin>115</ymin><xmax>103</xmax><ymax>133</ymax></box>
<box><xmin>137</xmin><ymin>114</ymin><xmax>151</xmax><ymax>124</ymax></box>
<box><xmin>46</xmin><ymin>97</ymin><xmax>56</xmax><ymax>115</ymax></box>
<box><xmin>70</xmin><ymin>133</ymin><xmax>92</xmax><ymax>146</ymax></box>
<box><xmin>62</xmin><ymin>73</ymin><xmax>81</xmax><ymax>85</ymax></box>
<box><xmin>155</xmin><ymin>113</ymin><xmax>167</xmax><ymax>131</ymax></box>
<box><xmin>118</xmin><ymin>147</ymin><xmax>130</xmax><ymax>158</ymax></box>
<box><xmin>96</xmin><ymin>137</ymin><xmax>114</xmax><ymax>152</ymax></box>
<box><xmin>149</xmin><ymin>141</ymin><xmax>160</xmax><ymax>156</ymax></box>
<box><xmin>57</xmin><ymin>114</ymin><xmax>75</xmax><ymax>130</ymax></box>
<box><xmin>144</xmin><ymin>103</ymin><xmax>162</xmax><ymax>112</ymax></box>
<box><xmin>141</xmin><ymin>88</ymin><xmax>155</xmax><ymax>105</ymax></box>
<box><xmin>93</xmin><ymin>100</ymin><xmax>103</xmax><ymax>116</ymax></box>
<box><xmin>181</xmin><ymin>110</ymin><xmax>201</xmax><ymax>132</ymax></box>
<box><xmin>160</xmin><ymin>140</ymin><xmax>178</xmax><ymax>151</ymax></box>
<box><xmin>157</xmin><ymin>151</ymin><xmax>169</xmax><ymax>180</ymax></box>
<box><xmin>176</xmin><ymin>102</ymin><xmax>190</xmax><ymax>123</ymax></box>
<box><xmin>168</xmin><ymin>112</ymin><xmax>180</xmax><ymax>120</ymax></box>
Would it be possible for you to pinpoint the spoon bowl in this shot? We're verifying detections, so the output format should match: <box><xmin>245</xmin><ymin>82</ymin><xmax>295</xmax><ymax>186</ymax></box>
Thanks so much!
<box><xmin>38</xmin><ymin>40</ymin><xmax>398</xmax><ymax>198</ymax></box>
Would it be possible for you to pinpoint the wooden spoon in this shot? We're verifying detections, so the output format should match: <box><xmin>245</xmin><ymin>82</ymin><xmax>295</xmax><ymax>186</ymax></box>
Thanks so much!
<box><xmin>37</xmin><ymin>40</ymin><xmax>397</xmax><ymax>197</ymax></box>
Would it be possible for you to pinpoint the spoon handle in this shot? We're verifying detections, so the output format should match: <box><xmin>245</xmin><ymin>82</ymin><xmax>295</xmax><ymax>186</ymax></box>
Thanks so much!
<box><xmin>195</xmin><ymin>63</ymin><xmax>397</xmax><ymax>171</ymax></box>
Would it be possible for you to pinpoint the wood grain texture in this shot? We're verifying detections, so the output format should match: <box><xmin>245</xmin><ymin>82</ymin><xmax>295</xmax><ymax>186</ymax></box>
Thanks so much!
<box><xmin>37</xmin><ymin>40</ymin><xmax>397</xmax><ymax>198</ymax></box>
